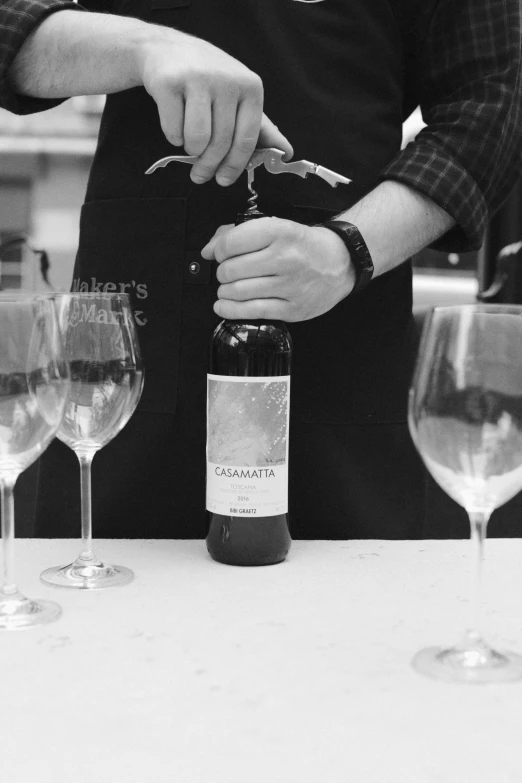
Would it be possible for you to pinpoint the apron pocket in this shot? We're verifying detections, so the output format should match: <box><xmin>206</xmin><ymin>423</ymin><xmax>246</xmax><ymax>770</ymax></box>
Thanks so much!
<box><xmin>74</xmin><ymin>197</ymin><xmax>187</xmax><ymax>415</ymax></box>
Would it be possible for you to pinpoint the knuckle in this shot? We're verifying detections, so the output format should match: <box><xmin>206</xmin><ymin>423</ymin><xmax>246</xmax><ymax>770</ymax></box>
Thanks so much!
<box><xmin>146</xmin><ymin>69</ymin><xmax>174</xmax><ymax>95</ymax></box>
<box><xmin>219</xmin><ymin>133</ymin><xmax>259</xmax><ymax>173</ymax></box>
<box><xmin>215</xmin><ymin>237</ymin><xmax>231</xmax><ymax>263</ymax></box>
<box><xmin>278</xmin><ymin>219</ymin><xmax>298</xmax><ymax>239</ymax></box>
<box><xmin>187</xmin><ymin>126</ymin><xmax>211</xmax><ymax>141</ymax></box>
<box><xmin>243</xmin><ymin>72</ymin><xmax>263</xmax><ymax>97</ymax></box>
<box><xmin>184</xmin><ymin>130</ymin><xmax>212</xmax><ymax>156</ymax></box>
<box><xmin>220</xmin><ymin>80</ymin><xmax>242</xmax><ymax>101</ymax></box>
<box><xmin>185</xmin><ymin>142</ymin><xmax>205</xmax><ymax>158</ymax></box>
<box><xmin>161</xmin><ymin>125</ymin><xmax>182</xmax><ymax>147</ymax></box>
<box><xmin>216</xmin><ymin>265</ymin><xmax>229</xmax><ymax>284</ymax></box>
<box><xmin>207</xmin><ymin>136</ymin><xmax>234</xmax><ymax>159</ymax></box>
<box><xmin>230</xmin><ymin>137</ymin><xmax>257</xmax><ymax>158</ymax></box>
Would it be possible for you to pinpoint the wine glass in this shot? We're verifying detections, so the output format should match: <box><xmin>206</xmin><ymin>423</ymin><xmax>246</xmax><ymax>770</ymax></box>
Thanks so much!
<box><xmin>40</xmin><ymin>293</ymin><xmax>144</xmax><ymax>589</ymax></box>
<box><xmin>0</xmin><ymin>294</ymin><xmax>70</xmax><ymax>629</ymax></box>
<box><xmin>409</xmin><ymin>304</ymin><xmax>522</xmax><ymax>683</ymax></box>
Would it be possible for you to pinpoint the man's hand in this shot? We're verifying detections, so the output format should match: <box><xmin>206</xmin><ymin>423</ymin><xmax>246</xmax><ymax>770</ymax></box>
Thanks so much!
<box><xmin>139</xmin><ymin>31</ymin><xmax>293</xmax><ymax>186</ymax></box>
<box><xmin>8</xmin><ymin>10</ymin><xmax>293</xmax><ymax>186</ymax></box>
<box><xmin>201</xmin><ymin>219</ymin><xmax>356</xmax><ymax>322</ymax></box>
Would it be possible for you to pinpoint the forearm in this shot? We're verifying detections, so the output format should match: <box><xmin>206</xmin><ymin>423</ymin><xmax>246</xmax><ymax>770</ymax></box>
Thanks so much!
<box><xmin>8</xmin><ymin>9</ymin><xmax>165</xmax><ymax>97</ymax></box>
<box><xmin>338</xmin><ymin>180</ymin><xmax>455</xmax><ymax>279</ymax></box>
<box><xmin>6</xmin><ymin>6</ymin><xmax>290</xmax><ymax>185</ymax></box>
<box><xmin>383</xmin><ymin>0</ymin><xmax>522</xmax><ymax>252</ymax></box>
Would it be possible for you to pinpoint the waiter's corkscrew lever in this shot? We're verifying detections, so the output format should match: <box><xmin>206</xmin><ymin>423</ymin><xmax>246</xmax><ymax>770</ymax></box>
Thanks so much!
<box><xmin>145</xmin><ymin>147</ymin><xmax>352</xmax><ymax>215</ymax></box>
<box><xmin>145</xmin><ymin>148</ymin><xmax>351</xmax><ymax>186</ymax></box>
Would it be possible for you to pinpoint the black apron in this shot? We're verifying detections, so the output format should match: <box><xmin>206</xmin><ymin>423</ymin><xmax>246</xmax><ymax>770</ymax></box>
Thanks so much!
<box><xmin>35</xmin><ymin>0</ymin><xmax>477</xmax><ymax>539</ymax></box>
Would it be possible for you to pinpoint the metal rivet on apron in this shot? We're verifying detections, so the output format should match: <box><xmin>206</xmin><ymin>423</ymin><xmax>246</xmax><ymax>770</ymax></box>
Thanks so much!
<box><xmin>189</xmin><ymin>261</ymin><xmax>200</xmax><ymax>274</ymax></box>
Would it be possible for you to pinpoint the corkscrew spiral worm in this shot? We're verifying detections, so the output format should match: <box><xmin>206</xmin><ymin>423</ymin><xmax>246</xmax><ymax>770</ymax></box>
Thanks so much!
<box><xmin>246</xmin><ymin>170</ymin><xmax>259</xmax><ymax>214</ymax></box>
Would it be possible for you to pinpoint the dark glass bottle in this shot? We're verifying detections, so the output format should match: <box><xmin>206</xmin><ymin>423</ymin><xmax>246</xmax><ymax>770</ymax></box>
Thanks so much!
<box><xmin>206</xmin><ymin>210</ymin><xmax>293</xmax><ymax>566</ymax></box>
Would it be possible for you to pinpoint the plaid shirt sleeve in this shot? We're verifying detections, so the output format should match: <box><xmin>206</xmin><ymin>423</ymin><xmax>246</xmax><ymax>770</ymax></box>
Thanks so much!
<box><xmin>0</xmin><ymin>0</ymin><xmax>86</xmax><ymax>115</ymax></box>
<box><xmin>382</xmin><ymin>0</ymin><xmax>522</xmax><ymax>252</ymax></box>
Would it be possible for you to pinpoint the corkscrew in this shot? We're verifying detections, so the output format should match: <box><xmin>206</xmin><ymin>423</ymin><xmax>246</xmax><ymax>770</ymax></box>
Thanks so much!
<box><xmin>245</xmin><ymin>168</ymin><xmax>260</xmax><ymax>216</ymax></box>
<box><xmin>145</xmin><ymin>148</ymin><xmax>352</xmax><ymax>214</ymax></box>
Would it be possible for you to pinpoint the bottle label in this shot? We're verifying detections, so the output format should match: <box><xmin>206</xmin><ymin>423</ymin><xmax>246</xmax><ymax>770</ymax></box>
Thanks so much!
<box><xmin>206</xmin><ymin>374</ymin><xmax>290</xmax><ymax>517</ymax></box>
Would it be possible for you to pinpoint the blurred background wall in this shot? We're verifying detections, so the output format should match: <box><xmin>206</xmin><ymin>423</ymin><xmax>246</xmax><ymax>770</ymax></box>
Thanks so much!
<box><xmin>0</xmin><ymin>95</ymin><xmax>100</xmax><ymax>292</ymax></box>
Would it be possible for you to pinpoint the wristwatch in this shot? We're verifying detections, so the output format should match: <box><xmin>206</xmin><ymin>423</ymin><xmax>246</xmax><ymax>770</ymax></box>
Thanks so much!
<box><xmin>321</xmin><ymin>220</ymin><xmax>374</xmax><ymax>295</ymax></box>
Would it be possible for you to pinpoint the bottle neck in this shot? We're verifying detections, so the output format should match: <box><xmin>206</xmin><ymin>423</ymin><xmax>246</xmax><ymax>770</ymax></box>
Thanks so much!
<box><xmin>220</xmin><ymin>318</ymin><xmax>288</xmax><ymax>328</ymax></box>
<box><xmin>230</xmin><ymin>210</ymin><xmax>286</xmax><ymax>327</ymax></box>
<box><xmin>235</xmin><ymin>209</ymin><xmax>265</xmax><ymax>225</ymax></box>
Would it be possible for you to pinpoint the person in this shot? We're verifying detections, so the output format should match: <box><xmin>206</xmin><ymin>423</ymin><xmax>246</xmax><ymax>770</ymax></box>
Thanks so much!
<box><xmin>1</xmin><ymin>0</ymin><xmax>521</xmax><ymax>539</ymax></box>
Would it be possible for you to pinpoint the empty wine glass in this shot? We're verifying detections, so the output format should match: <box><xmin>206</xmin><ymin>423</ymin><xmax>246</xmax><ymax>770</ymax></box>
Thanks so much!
<box><xmin>40</xmin><ymin>293</ymin><xmax>144</xmax><ymax>589</ymax></box>
<box><xmin>409</xmin><ymin>304</ymin><xmax>522</xmax><ymax>683</ymax></box>
<box><xmin>0</xmin><ymin>294</ymin><xmax>69</xmax><ymax>629</ymax></box>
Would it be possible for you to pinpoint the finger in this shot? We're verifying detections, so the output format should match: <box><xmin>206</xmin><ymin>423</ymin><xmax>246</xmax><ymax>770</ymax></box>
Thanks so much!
<box><xmin>216</xmin><ymin>251</ymin><xmax>280</xmax><ymax>283</ymax></box>
<box><xmin>155</xmin><ymin>89</ymin><xmax>185</xmax><ymax>147</ymax></box>
<box><xmin>214</xmin><ymin>298</ymin><xmax>289</xmax><ymax>321</ymax></box>
<box><xmin>183</xmin><ymin>88</ymin><xmax>212</xmax><ymax>162</ymax></box>
<box><xmin>215</xmin><ymin>92</ymin><xmax>263</xmax><ymax>186</ymax></box>
<box><xmin>207</xmin><ymin>218</ymin><xmax>275</xmax><ymax>262</ymax></box>
<box><xmin>258</xmin><ymin>114</ymin><xmax>293</xmax><ymax>161</ymax></box>
<box><xmin>217</xmin><ymin>276</ymin><xmax>284</xmax><ymax>302</ymax></box>
<box><xmin>200</xmin><ymin>224</ymin><xmax>235</xmax><ymax>259</ymax></box>
<box><xmin>191</xmin><ymin>98</ymin><xmax>237</xmax><ymax>183</ymax></box>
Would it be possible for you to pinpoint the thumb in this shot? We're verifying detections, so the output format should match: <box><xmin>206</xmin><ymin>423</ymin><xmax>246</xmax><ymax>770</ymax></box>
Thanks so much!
<box><xmin>258</xmin><ymin>115</ymin><xmax>293</xmax><ymax>161</ymax></box>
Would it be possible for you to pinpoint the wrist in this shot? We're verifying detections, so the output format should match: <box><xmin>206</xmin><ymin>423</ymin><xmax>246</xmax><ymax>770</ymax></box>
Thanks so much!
<box><xmin>133</xmin><ymin>22</ymin><xmax>178</xmax><ymax>87</ymax></box>
<box><xmin>313</xmin><ymin>226</ymin><xmax>357</xmax><ymax>298</ymax></box>
<box><xmin>320</xmin><ymin>220</ymin><xmax>374</xmax><ymax>296</ymax></box>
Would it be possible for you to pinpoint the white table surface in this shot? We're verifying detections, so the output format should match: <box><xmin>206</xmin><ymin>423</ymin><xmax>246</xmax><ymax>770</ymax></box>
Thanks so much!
<box><xmin>2</xmin><ymin>538</ymin><xmax>522</xmax><ymax>783</ymax></box>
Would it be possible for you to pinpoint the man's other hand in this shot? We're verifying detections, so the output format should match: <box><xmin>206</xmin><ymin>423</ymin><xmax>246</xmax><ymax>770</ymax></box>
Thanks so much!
<box><xmin>201</xmin><ymin>219</ymin><xmax>356</xmax><ymax>322</ymax></box>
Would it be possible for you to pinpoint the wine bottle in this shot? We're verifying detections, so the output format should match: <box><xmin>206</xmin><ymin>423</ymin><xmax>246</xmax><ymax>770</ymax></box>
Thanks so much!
<box><xmin>206</xmin><ymin>209</ymin><xmax>292</xmax><ymax>566</ymax></box>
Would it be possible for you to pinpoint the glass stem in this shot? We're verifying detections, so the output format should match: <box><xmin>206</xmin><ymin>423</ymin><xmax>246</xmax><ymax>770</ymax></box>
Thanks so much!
<box><xmin>77</xmin><ymin>451</ymin><xmax>96</xmax><ymax>562</ymax></box>
<box><xmin>1</xmin><ymin>477</ymin><xmax>17</xmax><ymax>597</ymax></box>
<box><xmin>464</xmin><ymin>510</ymin><xmax>490</xmax><ymax>647</ymax></box>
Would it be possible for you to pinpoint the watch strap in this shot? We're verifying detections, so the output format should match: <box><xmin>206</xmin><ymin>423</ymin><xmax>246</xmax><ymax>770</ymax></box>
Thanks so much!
<box><xmin>321</xmin><ymin>220</ymin><xmax>374</xmax><ymax>295</ymax></box>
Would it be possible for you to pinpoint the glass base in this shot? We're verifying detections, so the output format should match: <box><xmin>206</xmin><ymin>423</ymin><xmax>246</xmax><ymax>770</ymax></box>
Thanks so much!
<box><xmin>41</xmin><ymin>557</ymin><xmax>134</xmax><ymax>590</ymax></box>
<box><xmin>0</xmin><ymin>589</ymin><xmax>62</xmax><ymax>630</ymax></box>
<box><xmin>412</xmin><ymin>638</ymin><xmax>522</xmax><ymax>684</ymax></box>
